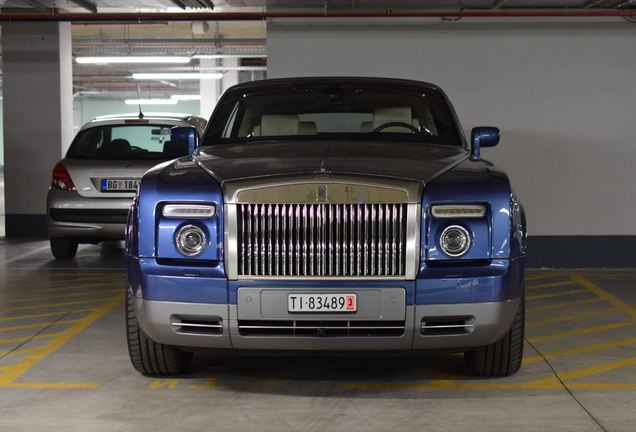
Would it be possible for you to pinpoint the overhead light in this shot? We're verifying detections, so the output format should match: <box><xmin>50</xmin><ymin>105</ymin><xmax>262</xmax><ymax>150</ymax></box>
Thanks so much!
<box><xmin>132</xmin><ymin>73</ymin><xmax>223</xmax><ymax>80</ymax></box>
<box><xmin>76</xmin><ymin>56</ymin><xmax>192</xmax><ymax>64</ymax></box>
<box><xmin>193</xmin><ymin>54</ymin><xmax>267</xmax><ymax>59</ymax></box>
<box><xmin>125</xmin><ymin>99</ymin><xmax>178</xmax><ymax>105</ymax></box>
<box><xmin>171</xmin><ymin>95</ymin><xmax>202</xmax><ymax>100</ymax></box>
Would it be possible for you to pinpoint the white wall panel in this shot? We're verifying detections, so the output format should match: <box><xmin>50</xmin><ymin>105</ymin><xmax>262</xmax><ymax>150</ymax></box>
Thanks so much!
<box><xmin>267</xmin><ymin>20</ymin><xmax>636</xmax><ymax>236</ymax></box>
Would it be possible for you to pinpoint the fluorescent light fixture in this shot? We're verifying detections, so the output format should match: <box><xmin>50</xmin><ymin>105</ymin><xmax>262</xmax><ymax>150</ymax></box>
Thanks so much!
<box><xmin>76</xmin><ymin>56</ymin><xmax>192</xmax><ymax>64</ymax></box>
<box><xmin>133</xmin><ymin>73</ymin><xmax>223</xmax><ymax>80</ymax></box>
<box><xmin>193</xmin><ymin>54</ymin><xmax>267</xmax><ymax>59</ymax></box>
<box><xmin>171</xmin><ymin>94</ymin><xmax>202</xmax><ymax>100</ymax></box>
<box><xmin>125</xmin><ymin>99</ymin><xmax>178</xmax><ymax>105</ymax></box>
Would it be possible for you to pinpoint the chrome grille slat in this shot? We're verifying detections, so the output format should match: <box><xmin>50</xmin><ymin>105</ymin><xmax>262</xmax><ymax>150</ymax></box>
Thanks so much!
<box><xmin>237</xmin><ymin>203</ymin><xmax>407</xmax><ymax>277</ymax></box>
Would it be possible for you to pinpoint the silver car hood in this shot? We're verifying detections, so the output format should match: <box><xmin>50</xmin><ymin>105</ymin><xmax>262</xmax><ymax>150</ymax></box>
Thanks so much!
<box><xmin>194</xmin><ymin>141</ymin><xmax>468</xmax><ymax>185</ymax></box>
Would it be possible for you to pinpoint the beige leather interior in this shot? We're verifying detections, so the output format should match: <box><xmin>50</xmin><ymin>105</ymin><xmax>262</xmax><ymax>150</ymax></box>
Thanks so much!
<box><xmin>260</xmin><ymin>114</ymin><xmax>300</xmax><ymax>136</ymax></box>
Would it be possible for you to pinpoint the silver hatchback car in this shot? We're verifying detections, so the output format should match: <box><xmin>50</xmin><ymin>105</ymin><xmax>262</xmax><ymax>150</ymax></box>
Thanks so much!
<box><xmin>47</xmin><ymin>113</ymin><xmax>207</xmax><ymax>259</ymax></box>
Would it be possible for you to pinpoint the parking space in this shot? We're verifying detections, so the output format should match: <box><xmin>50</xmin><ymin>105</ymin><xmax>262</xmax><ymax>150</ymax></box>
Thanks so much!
<box><xmin>1</xmin><ymin>239</ymin><xmax>635</xmax><ymax>431</ymax></box>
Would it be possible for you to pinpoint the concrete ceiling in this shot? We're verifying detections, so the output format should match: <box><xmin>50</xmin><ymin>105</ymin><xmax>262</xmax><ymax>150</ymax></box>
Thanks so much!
<box><xmin>0</xmin><ymin>0</ymin><xmax>634</xmax><ymax>101</ymax></box>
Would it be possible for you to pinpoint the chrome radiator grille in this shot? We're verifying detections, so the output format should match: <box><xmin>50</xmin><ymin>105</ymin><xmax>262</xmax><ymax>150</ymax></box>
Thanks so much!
<box><xmin>237</xmin><ymin>203</ymin><xmax>407</xmax><ymax>277</ymax></box>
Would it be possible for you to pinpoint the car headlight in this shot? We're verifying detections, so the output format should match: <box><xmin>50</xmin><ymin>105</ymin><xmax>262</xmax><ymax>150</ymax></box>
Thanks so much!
<box><xmin>439</xmin><ymin>225</ymin><xmax>470</xmax><ymax>257</ymax></box>
<box><xmin>176</xmin><ymin>224</ymin><xmax>207</xmax><ymax>256</ymax></box>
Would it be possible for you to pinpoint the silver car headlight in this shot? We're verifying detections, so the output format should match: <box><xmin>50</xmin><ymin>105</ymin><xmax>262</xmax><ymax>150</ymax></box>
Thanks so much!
<box><xmin>439</xmin><ymin>225</ymin><xmax>470</xmax><ymax>257</ymax></box>
<box><xmin>176</xmin><ymin>224</ymin><xmax>207</xmax><ymax>256</ymax></box>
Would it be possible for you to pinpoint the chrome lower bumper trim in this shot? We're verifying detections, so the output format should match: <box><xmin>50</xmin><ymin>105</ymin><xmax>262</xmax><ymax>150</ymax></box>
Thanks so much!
<box><xmin>134</xmin><ymin>297</ymin><xmax>520</xmax><ymax>352</ymax></box>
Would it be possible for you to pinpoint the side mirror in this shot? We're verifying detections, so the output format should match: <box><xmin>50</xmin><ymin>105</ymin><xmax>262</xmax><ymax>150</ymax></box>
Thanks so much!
<box><xmin>171</xmin><ymin>126</ymin><xmax>197</xmax><ymax>156</ymax></box>
<box><xmin>470</xmin><ymin>127</ymin><xmax>500</xmax><ymax>161</ymax></box>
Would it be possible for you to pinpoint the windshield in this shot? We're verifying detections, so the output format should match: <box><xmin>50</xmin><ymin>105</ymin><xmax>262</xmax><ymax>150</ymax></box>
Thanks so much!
<box><xmin>66</xmin><ymin>124</ymin><xmax>188</xmax><ymax>160</ymax></box>
<box><xmin>203</xmin><ymin>82</ymin><xmax>462</xmax><ymax>146</ymax></box>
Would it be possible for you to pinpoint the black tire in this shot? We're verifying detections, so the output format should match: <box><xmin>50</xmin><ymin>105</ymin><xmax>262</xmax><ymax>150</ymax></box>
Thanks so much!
<box><xmin>464</xmin><ymin>295</ymin><xmax>525</xmax><ymax>377</ymax></box>
<box><xmin>50</xmin><ymin>237</ymin><xmax>78</xmax><ymax>259</ymax></box>
<box><xmin>126</xmin><ymin>288</ymin><xmax>192</xmax><ymax>376</ymax></box>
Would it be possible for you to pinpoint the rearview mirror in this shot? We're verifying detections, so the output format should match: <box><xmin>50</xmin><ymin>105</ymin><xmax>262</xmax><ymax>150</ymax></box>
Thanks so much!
<box><xmin>171</xmin><ymin>126</ymin><xmax>197</xmax><ymax>156</ymax></box>
<box><xmin>470</xmin><ymin>127</ymin><xmax>500</xmax><ymax>161</ymax></box>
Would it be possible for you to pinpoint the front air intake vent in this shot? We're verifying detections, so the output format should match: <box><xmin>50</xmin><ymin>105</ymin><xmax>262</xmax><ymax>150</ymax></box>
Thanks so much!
<box><xmin>237</xmin><ymin>203</ymin><xmax>407</xmax><ymax>277</ymax></box>
<box><xmin>171</xmin><ymin>315</ymin><xmax>223</xmax><ymax>335</ymax></box>
<box><xmin>420</xmin><ymin>316</ymin><xmax>475</xmax><ymax>336</ymax></box>
<box><xmin>238</xmin><ymin>320</ymin><xmax>405</xmax><ymax>337</ymax></box>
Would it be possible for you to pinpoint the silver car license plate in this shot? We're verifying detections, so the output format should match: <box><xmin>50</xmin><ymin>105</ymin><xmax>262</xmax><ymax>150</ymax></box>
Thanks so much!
<box><xmin>288</xmin><ymin>293</ymin><xmax>357</xmax><ymax>312</ymax></box>
<box><xmin>101</xmin><ymin>179</ymin><xmax>139</xmax><ymax>191</ymax></box>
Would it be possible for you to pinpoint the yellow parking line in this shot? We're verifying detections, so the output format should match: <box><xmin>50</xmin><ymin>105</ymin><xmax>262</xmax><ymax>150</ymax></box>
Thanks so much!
<box><xmin>48</xmin><ymin>282</ymin><xmax>123</xmax><ymax>292</ymax></box>
<box><xmin>0</xmin><ymin>320</ymin><xmax>80</xmax><ymax>332</ymax></box>
<box><xmin>526</xmin><ymin>297</ymin><xmax>604</xmax><ymax>312</ymax></box>
<box><xmin>526</xmin><ymin>308</ymin><xmax>619</xmax><ymax>327</ymax></box>
<box><xmin>0</xmin><ymin>349</ymin><xmax>35</xmax><ymax>356</ymax></box>
<box><xmin>51</xmin><ymin>274</ymin><xmax>125</xmax><ymax>283</ymax></box>
<box><xmin>571</xmin><ymin>275</ymin><xmax>636</xmax><ymax>321</ymax></box>
<box><xmin>526</xmin><ymin>281</ymin><xmax>577</xmax><ymax>290</ymax></box>
<box><xmin>527</xmin><ymin>320</ymin><xmax>636</xmax><ymax>343</ymax></box>
<box><xmin>523</xmin><ymin>336</ymin><xmax>636</xmax><ymax>364</ymax></box>
<box><xmin>558</xmin><ymin>357</ymin><xmax>636</xmax><ymax>382</ymax></box>
<box><xmin>526</xmin><ymin>289</ymin><xmax>590</xmax><ymax>301</ymax></box>
<box><xmin>0</xmin><ymin>291</ymin><xmax>124</xmax><ymax>387</ymax></box>
<box><xmin>3</xmin><ymin>297</ymin><xmax>121</xmax><ymax>312</ymax></box>
<box><xmin>0</xmin><ymin>334</ymin><xmax>61</xmax><ymax>345</ymax></box>
<box><xmin>7</xmin><ymin>290</ymin><xmax>122</xmax><ymax>303</ymax></box>
<box><xmin>524</xmin><ymin>274</ymin><xmax>563</xmax><ymax>281</ymax></box>
<box><xmin>0</xmin><ymin>309</ymin><xmax>94</xmax><ymax>322</ymax></box>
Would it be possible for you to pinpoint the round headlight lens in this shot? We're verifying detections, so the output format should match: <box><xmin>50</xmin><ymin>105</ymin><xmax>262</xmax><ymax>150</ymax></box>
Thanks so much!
<box><xmin>176</xmin><ymin>225</ymin><xmax>207</xmax><ymax>256</ymax></box>
<box><xmin>440</xmin><ymin>225</ymin><xmax>470</xmax><ymax>257</ymax></box>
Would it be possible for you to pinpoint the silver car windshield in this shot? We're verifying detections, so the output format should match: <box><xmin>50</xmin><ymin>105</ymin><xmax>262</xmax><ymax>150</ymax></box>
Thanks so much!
<box><xmin>204</xmin><ymin>82</ymin><xmax>462</xmax><ymax>146</ymax></box>
<box><xmin>66</xmin><ymin>124</ymin><xmax>187</xmax><ymax>160</ymax></box>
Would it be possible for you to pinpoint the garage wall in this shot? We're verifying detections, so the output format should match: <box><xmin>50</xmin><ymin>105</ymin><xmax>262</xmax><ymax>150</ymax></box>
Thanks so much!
<box><xmin>267</xmin><ymin>19</ymin><xmax>636</xmax><ymax>268</ymax></box>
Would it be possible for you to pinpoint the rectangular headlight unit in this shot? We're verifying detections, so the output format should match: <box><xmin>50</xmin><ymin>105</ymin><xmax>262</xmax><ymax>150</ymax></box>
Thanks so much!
<box><xmin>431</xmin><ymin>204</ymin><xmax>486</xmax><ymax>218</ymax></box>
<box><xmin>163</xmin><ymin>204</ymin><xmax>216</xmax><ymax>218</ymax></box>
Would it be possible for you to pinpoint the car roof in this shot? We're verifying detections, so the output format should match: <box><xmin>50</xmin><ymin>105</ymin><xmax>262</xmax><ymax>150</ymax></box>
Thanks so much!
<box><xmin>89</xmin><ymin>113</ymin><xmax>196</xmax><ymax>123</ymax></box>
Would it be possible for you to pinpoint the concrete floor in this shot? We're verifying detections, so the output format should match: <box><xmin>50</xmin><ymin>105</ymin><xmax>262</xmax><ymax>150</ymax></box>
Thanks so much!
<box><xmin>0</xmin><ymin>239</ymin><xmax>635</xmax><ymax>432</ymax></box>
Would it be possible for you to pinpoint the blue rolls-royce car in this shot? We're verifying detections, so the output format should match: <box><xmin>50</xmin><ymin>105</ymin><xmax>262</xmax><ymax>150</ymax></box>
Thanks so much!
<box><xmin>125</xmin><ymin>77</ymin><xmax>527</xmax><ymax>377</ymax></box>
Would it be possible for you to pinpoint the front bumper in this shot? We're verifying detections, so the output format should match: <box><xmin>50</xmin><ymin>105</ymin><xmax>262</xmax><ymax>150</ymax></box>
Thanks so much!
<box><xmin>132</xmin><ymin>292</ymin><xmax>519</xmax><ymax>352</ymax></box>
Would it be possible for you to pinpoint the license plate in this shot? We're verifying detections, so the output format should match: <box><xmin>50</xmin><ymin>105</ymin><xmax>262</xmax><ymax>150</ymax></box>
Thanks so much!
<box><xmin>288</xmin><ymin>293</ymin><xmax>357</xmax><ymax>312</ymax></box>
<box><xmin>101</xmin><ymin>179</ymin><xmax>139</xmax><ymax>191</ymax></box>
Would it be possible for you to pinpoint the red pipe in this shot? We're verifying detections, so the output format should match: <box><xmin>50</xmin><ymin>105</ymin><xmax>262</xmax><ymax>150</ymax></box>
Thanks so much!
<box><xmin>0</xmin><ymin>9</ymin><xmax>635</xmax><ymax>23</ymax></box>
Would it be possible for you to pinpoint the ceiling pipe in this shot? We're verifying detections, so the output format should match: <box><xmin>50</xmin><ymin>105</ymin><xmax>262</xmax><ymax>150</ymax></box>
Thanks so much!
<box><xmin>0</xmin><ymin>9</ymin><xmax>635</xmax><ymax>22</ymax></box>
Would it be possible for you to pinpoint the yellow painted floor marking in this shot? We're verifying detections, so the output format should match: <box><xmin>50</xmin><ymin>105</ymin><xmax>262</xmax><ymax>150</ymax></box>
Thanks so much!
<box><xmin>526</xmin><ymin>297</ymin><xmax>604</xmax><ymax>312</ymax></box>
<box><xmin>527</xmin><ymin>320</ymin><xmax>636</xmax><ymax>343</ymax></box>
<box><xmin>523</xmin><ymin>336</ymin><xmax>636</xmax><ymax>364</ymax></box>
<box><xmin>526</xmin><ymin>308</ymin><xmax>618</xmax><ymax>327</ymax></box>
<box><xmin>557</xmin><ymin>357</ymin><xmax>636</xmax><ymax>382</ymax></box>
<box><xmin>0</xmin><ymin>349</ymin><xmax>35</xmax><ymax>356</ymax></box>
<box><xmin>526</xmin><ymin>281</ymin><xmax>577</xmax><ymax>290</ymax></box>
<box><xmin>151</xmin><ymin>379</ymin><xmax>179</xmax><ymax>389</ymax></box>
<box><xmin>3</xmin><ymin>296</ymin><xmax>121</xmax><ymax>312</ymax></box>
<box><xmin>190</xmin><ymin>377</ymin><xmax>225</xmax><ymax>389</ymax></box>
<box><xmin>571</xmin><ymin>275</ymin><xmax>636</xmax><ymax>321</ymax></box>
<box><xmin>524</xmin><ymin>274</ymin><xmax>563</xmax><ymax>281</ymax></box>
<box><xmin>51</xmin><ymin>274</ymin><xmax>125</xmax><ymax>284</ymax></box>
<box><xmin>0</xmin><ymin>309</ymin><xmax>94</xmax><ymax>322</ymax></box>
<box><xmin>0</xmin><ymin>320</ymin><xmax>79</xmax><ymax>332</ymax></box>
<box><xmin>0</xmin><ymin>333</ymin><xmax>61</xmax><ymax>344</ymax></box>
<box><xmin>7</xmin><ymin>289</ymin><xmax>122</xmax><ymax>303</ymax></box>
<box><xmin>526</xmin><ymin>288</ymin><xmax>590</xmax><ymax>301</ymax></box>
<box><xmin>48</xmin><ymin>282</ymin><xmax>123</xmax><ymax>292</ymax></box>
<box><xmin>0</xmin><ymin>291</ymin><xmax>124</xmax><ymax>387</ymax></box>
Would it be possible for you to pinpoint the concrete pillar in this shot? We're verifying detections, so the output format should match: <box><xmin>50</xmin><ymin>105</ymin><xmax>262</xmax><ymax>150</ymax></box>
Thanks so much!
<box><xmin>2</xmin><ymin>22</ymin><xmax>73</xmax><ymax>238</ymax></box>
<box><xmin>199</xmin><ymin>59</ymin><xmax>219</xmax><ymax>119</ymax></box>
<box><xmin>222</xmin><ymin>58</ymin><xmax>241</xmax><ymax>92</ymax></box>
